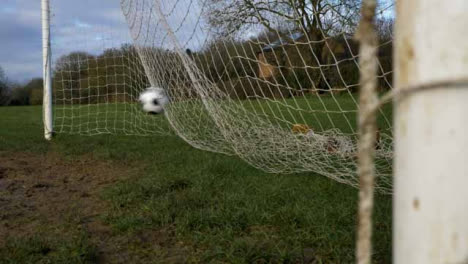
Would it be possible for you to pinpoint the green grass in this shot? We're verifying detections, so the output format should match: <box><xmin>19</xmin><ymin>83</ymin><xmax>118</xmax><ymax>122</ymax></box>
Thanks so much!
<box><xmin>240</xmin><ymin>93</ymin><xmax>393</xmax><ymax>134</ymax></box>
<box><xmin>52</xmin><ymin>93</ymin><xmax>393</xmax><ymax>136</ymax></box>
<box><xmin>0</xmin><ymin>103</ymin><xmax>392</xmax><ymax>263</ymax></box>
<box><xmin>0</xmin><ymin>233</ymin><xmax>98</xmax><ymax>264</ymax></box>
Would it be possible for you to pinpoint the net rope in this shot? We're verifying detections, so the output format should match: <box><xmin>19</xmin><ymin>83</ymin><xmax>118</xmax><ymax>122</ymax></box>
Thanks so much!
<box><xmin>51</xmin><ymin>0</ymin><xmax>394</xmax><ymax>193</ymax></box>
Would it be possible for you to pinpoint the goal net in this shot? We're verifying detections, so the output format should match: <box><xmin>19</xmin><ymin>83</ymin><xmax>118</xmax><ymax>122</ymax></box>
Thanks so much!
<box><xmin>50</xmin><ymin>0</ymin><xmax>394</xmax><ymax>192</ymax></box>
<box><xmin>50</xmin><ymin>0</ymin><xmax>171</xmax><ymax>136</ymax></box>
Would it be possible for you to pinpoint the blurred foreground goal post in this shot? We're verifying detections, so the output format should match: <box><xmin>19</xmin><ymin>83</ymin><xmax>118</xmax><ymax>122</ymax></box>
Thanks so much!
<box><xmin>394</xmin><ymin>0</ymin><xmax>468</xmax><ymax>263</ymax></box>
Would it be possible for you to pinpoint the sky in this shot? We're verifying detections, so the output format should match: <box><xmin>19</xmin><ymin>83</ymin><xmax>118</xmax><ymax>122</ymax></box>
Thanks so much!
<box><xmin>0</xmin><ymin>0</ymin><xmax>130</xmax><ymax>83</ymax></box>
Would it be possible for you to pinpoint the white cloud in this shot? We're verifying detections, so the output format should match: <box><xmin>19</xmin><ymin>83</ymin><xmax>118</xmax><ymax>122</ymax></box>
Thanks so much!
<box><xmin>74</xmin><ymin>20</ymin><xmax>92</xmax><ymax>29</ymax></box>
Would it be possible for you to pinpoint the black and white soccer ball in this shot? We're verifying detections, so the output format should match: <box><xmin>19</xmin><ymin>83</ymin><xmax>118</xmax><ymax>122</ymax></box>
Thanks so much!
<box><xmin>138</xmin><ymin>87</ymin><xmax>169</xmax><ymax>114</ymax></box>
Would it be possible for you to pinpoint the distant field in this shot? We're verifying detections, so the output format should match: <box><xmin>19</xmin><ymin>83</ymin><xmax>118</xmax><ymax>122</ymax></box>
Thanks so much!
<box><xmin>0</xmin><ymin>102</ymin><xmax>392</xmax><ymax>263</ymax></box>
<box><xmin>52</xmin><ymin>93</ymin><xmax>393</xmax><ymax>136</ymax></box>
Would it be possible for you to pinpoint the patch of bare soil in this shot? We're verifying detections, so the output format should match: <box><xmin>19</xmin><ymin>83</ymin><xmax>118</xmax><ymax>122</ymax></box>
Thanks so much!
<box><xmin>0</xmin><ymin>151</ymin><xmax>186</xmax><ymax>263</ymax></box>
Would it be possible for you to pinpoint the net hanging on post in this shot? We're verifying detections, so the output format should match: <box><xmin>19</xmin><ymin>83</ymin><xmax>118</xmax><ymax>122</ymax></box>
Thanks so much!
<box><xmin>51</xmin><ymin>0</ymin><xmax>395</xmax><ymax>193</ymax></box>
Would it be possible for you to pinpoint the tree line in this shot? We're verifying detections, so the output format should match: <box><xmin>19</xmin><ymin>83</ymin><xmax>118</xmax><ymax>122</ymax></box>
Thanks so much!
<box><xmin>0</xmin><ymin>66</ymin><xmax>44</xmax><ymax>106</ymax></box>
<box><xmin>52</xmin><ymin>44</ymin><xmax>149</xmax><ymax>105</ymax></box>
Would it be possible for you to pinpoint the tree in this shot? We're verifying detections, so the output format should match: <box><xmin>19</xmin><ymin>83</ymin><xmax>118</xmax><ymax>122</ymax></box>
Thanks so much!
<box><xmin>205</xmin><ymin>0</ymin><xmax>362</xmax><ymax>39</ymax></box>
<box><xmin>52</xmin><ymin>44</ymin><xmax>149</xmax><ymax>104</ymax></box>
<box><xmin>53</xmin><ymin>51</ymin><xmax>97</xmax><ymax>104</ymax></box>
<box><xmin>204</xmin><ymin>0</ymin><xmax>365</xmax><ymax>91</ymax></box>
<box><xmin>0</xmin><ymin>66</ymin><xmax>10</xmax><ymax>106</ymax></box>
<box><xmin>9</xmin><ymin>84</ymin><xmax>30</xmax><ymax>106</ymax></box>
<box><xmin>204</xmin><ymin>0</ymin><xmax>393</xmax><ymax>91</ymax></box>
<box><xmin>25</xmin><ymin>78</ymin><xmax>44</xmax><ymax>105</ymax></box>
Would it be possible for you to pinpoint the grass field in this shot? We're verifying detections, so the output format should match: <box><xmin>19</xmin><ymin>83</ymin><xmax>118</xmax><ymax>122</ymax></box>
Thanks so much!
<box><xmin>0</xmin><ymin>103</ymin><xmax>392</xmax><ymax>263</ymax></box>
<box><xmin>52</xmin><ymin>93</ymin><xmax>393</xmax><ymax>136</ymax></box>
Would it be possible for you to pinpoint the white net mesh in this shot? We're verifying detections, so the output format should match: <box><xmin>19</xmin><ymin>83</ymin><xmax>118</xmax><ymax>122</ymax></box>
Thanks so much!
<box><xmin>50</xmin><ymin>0</ymin><xmax>171</xmax><ymax>135</ymax></box>
<box><xmin>51</xmin><ymin>0</ymin><xmax>394</xmax><ymax>193</ymax></box>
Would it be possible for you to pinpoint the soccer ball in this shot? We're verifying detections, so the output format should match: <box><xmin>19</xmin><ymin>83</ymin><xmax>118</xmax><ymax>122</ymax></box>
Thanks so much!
<box><xmin>138</xmin><ymin>87</ymin><xmax>169</xmax><ymax>114</ymax></box>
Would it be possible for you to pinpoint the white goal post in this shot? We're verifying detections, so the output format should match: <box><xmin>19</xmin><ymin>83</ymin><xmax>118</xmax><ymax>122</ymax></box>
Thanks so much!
<box><xmin>394</xmin><ymin>0</ymin><xmax>468</xmax><ymax>263</ymax></box>
<box><xmin>42</xmin><ymin>0</ymin><xmax>53</xmax><ymax>140</ymax></box>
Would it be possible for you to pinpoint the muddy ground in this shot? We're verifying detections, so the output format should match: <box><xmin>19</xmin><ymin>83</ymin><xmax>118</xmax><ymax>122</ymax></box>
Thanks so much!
<box><xmin>0</xmin><ymin>151</ymin><xmax>188</xmax><ymax>263</ymax></box>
